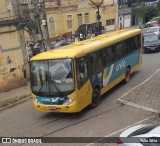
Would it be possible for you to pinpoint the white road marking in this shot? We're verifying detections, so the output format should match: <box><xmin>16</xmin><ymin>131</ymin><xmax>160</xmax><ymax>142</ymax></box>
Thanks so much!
<box><xmin>85</xmin><ymin>115</ymin><xmax>157</xmax><ymax>146</ymax></box>
<box><xmin>117</xmin><ymin>99</ymin><xmax>160</xmax><ymax>114</ymax></box>
<box><xmin>86</xmin><ymin>69</ymin><xmax>160</xmax><ymax>146</ymax></box>
<box><xmin>117</xmin><ymin>69</ymin><xmax>160</xmax><ymax>113</ymax></box>
<box><xmin>117</xmin><ymin>69</ymin><xmax>160</xmax><ymax>101</ymax></box>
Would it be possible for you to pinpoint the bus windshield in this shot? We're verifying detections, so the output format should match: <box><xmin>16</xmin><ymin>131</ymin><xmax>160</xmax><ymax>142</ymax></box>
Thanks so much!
<box><xmin>30</xmin><ymin>59</ymin><xmax>74</xmax><ymax>97</ymax></box>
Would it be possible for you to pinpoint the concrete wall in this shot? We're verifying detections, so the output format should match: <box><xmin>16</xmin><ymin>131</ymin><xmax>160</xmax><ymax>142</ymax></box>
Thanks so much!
<box><xmin>0</xmin><ymin>0</ymin><xmax>29</xmax><ymax>92</ymax></box>
<box><xmin>0</xmin><ymin>26</ymin><xmax>29</xmax><ymax>92</ymax></box>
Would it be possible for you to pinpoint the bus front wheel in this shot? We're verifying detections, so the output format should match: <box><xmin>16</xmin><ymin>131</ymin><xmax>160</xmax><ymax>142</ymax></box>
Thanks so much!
<box><xmin>90</xmin><ymin>88</ymin><xmax>100</xmax><ymax>108</ymax></box>
<box><xmin>124</xmin><ymin>67</ymin><xmax>131</xmax><ymax>84</ymax></box>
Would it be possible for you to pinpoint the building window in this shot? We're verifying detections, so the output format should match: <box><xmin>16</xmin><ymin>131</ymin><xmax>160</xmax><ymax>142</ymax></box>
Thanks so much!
<box><xmin>106</xmin><ymin>19</ymin><xmax>115</xmax><ymax>26</ymax></box>
<box><xmin>66</xmin><ymin>14</ymin><xmax>73</xmax><ymax>29</ymax></box>
<box><xmin>66</xmin><ymin>14</ymin><xmax>73</xmax><ymax>19</ymax></box>
<box><xmin>49</xmin><ymin>17</ymin><xmax>55</xmax><ymax>34</ymax></box>
<box><xmin>85</xmin><ymin>13</ymin><xmax>89</xmax><ymax>24</ymax></box>
<box><xmin>78</xmin><ymin>14</ymin><xmax>82</xmax><ymax>26</ymax></box>
<box><xmin>67</xmin><ymin>20</ymin><xmax>72</xmax><ymax>29</ymax></box>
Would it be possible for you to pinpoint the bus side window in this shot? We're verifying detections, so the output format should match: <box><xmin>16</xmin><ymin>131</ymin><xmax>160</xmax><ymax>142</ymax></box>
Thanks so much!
<box><xmin>96</xmin><ymin>51</ymin><xmax>102</xmax><ymax>69</ymax></box>
<box><xmin>135</xmin><ymin>35</ymin><xmax>138</xmax><ymax>49</ymax></box>
<box><xmin>107</xmin><ymin>46</ymin><xmax>115</xmax><ymax>64</ymax></box>
<box><xmin>89</xmin><ymin>52</ymin><xmax>102</xmax><ymax>73</ymax></box>
<box><xmin>124</xmin><ymin>38</ymin><xmax>130</xmax><ymax>55</ymax></box>
<box><xmin>130</xmin><ymin>37</ymin><xmax>135</xmax><ymax>52</ymax></box>
<box><xmin>77</xmin><ymin>62</ymin><xmax>88</xmax><ymax>89</ymax></box>
<box><xmin>115</xmin><ymin>42</ymin><xmax>124</xmax><ymax>60</ymax></box>
<box><xmin>137</xmin><ymin>34</ymin><xmax>141</xmax><ymax>49</ymax></box>
<box><xmin>101</xmin><ymin>48</ymin><xmax>107</xmax><ymax>67</ymax></box>
<box><xmin>133</xmin><ymin>34</ymin><xmax>141</xmax><ymax>49</ymax></box>
<box><xmin>89</xmin><ymin>53</ymin><xmax>96</xmax><ymax>73</ymax></box>
<box><xmin>100</xmin><ymin>46</ymin><xmax>115</xmax><ymax>68</ymax></box>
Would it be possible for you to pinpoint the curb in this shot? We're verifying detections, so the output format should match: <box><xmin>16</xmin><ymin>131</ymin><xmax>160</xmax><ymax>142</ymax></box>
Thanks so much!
<box><xmin>116</xmin><ymin>69</ymin><xmax>160</xmax><ymax>114</ymax></box>
<box><xmin>0</xmin><ymin>96</ymin><xmax>32</xmax><ymax>112</ymax></box>
<box><xmin>117</xmin><ymin>99</ymin><xmax>160</xmax><ymax>114</ymax></box>
<box><xmin>117</xmin><ymin>69</ymin><xmax>160</xmax><ymax>101</ymax></box>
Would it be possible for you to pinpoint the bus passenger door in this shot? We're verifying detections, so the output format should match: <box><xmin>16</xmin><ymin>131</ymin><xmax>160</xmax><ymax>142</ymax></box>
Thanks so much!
<box><xmin>76</xmin><ymin>61</ymin><xmax>92</xmax><ymax>110</ymax></box>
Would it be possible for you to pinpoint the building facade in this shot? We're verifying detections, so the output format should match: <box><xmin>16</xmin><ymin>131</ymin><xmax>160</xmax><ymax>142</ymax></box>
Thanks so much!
<box><xmin>0</xmin><ymin>0</ymin><xmax>29</xmax><ymax>92</ymax></box>
<box><xmin>117</xmin><ymin>0</ymin><xmax>159</xmax><ymax>28</ymax></box>
<box><xmin>45</xmin><ymin>0</ymin><xmax>117</xmax><ymax>40</ymax></box>
<box><xmin>118</xmin><ymin>0</ymin><xmax>132</xmax><ymax>29</ymax></box>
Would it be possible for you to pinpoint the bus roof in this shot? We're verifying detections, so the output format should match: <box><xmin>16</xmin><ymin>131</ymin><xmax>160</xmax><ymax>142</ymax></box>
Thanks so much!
<box><xmin>30</xmin><ymin>28</ymin><xmax>141</xmax><ymax>61</ymax></box>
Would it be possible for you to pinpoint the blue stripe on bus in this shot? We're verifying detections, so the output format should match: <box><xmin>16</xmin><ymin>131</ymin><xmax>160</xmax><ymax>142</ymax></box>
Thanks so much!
<box><xmin>108</xmin><ymin>50</ymin><xmax>139</xmax><ymax>83</ymax></box>
<box><xmin>90</xmin><ymin>50</ymin><xmax>140</xmax><ymax>88</ymax></box>
<box><xmin>36</xmin><ymin>96</ymin><xmax>68</xmax><ymax>105</ymax></box>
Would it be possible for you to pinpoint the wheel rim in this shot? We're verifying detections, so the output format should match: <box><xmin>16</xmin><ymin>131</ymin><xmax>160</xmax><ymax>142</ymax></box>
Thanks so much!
<box><xmin>93</xmin><ymin>93</ymin><xmax>99</xmax><ymax>104</ymax></box>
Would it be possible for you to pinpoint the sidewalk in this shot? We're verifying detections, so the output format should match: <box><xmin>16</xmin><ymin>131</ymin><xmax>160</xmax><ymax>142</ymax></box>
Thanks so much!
<box><xmin>0</xmin><ymin>82</ymin><xmax>31</xmax><ymax>110</ymax></box>
<box><xmin>117</xmin><ymin>69</ymin><xmax>160</xmax><ymax>114</ymax></box>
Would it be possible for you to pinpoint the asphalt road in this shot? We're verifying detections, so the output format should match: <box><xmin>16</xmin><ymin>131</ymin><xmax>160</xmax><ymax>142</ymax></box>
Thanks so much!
<box><xmin>0</xmin><ymin>52</ymin><xmax>160</xmax><ymax>146</ymax></box>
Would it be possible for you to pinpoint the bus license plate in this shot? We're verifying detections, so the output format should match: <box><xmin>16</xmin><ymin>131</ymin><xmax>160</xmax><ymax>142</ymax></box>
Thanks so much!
<box><xmin>48</xmin><ymin>106</ymin><xmax>57</xmax><ymax>110</ymax></box>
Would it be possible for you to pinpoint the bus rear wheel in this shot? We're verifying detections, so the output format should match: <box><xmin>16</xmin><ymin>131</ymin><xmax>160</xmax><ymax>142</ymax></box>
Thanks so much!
<box><xmin>124</xmin><ymin>67</ymin><xmax>131</xmax><ymax>84</ymax></box>
<box><xmin>90</xmin><ymin>88</ymin><xmax>100</xmax><ymax>108</ymax></box>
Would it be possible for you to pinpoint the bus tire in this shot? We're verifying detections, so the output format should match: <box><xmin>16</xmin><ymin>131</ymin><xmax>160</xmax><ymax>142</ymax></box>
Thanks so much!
<box><xmin>124</xmin><ymin>67</ymin><xmax>131</xmax><ymax>84</ymax></box>
<box><xmin>90</xmin><ymin>88</ymin><xmax>100</xmax><ymax>108</ymax></box>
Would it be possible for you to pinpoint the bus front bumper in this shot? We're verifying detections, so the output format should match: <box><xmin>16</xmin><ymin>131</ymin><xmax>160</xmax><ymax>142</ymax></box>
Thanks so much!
<box><xmin>33</xmin><ymin>100</ymin><xmax>79</xmax><ymax>113</ymax></box>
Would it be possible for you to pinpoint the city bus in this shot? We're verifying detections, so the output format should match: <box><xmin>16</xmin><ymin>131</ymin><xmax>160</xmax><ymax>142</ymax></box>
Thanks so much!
<box><xmin>30</xmin><ymin>28</ymin><xmax>142</xmax><ymax>113</ymax></box>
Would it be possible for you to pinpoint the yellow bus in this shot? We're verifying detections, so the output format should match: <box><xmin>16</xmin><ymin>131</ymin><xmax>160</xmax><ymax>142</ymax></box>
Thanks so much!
<box><xmin>30</xmin><ymin>28</ymin><xmax>142</xmax><ymax>113</ymax></box>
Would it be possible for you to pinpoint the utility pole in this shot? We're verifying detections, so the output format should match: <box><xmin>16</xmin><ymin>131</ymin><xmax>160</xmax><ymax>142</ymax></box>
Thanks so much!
<box><xmin>32</xmin><ymin>0</ymin><xmax>44</xmax><ymax>51</ymax></box>
<box><xmin>33</xmin><ymin>0</ymin><xmax>50</xmax><ymax>51</ymax></box>
<box><xmin>39</xmin><ymin>0</ymin><xmax>51</xmax><ymax>50</ymax></box>
<box><xmin>89</xmin><ymin>0</ymin><xmax>104</xmax><ymax>34</ymax></box>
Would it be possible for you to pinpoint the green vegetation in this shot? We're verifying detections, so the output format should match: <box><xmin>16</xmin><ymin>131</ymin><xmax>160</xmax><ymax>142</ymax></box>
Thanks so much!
<box><xmin>145</xmin><ymin>5</ymin><xmax>158</xmax><ymax>21</ymax></box>
<box><xmin>132</xmin><ymin>2</ymin><xmax>146</xmax><ymax>26</ymax></box>
<box><xmin>132</xmin><ymin>1</ymin><xmax>160</xmax><ymax>25</ymax></box>
<box><xmin>156</xmin><ymin>0</ymin><xmax>160</xmax><ymax>15</ymax></box>
<box><xmin>156</xmin><ymin>0</ymin><xmax>160</xmax><ymax>24</ymax></box>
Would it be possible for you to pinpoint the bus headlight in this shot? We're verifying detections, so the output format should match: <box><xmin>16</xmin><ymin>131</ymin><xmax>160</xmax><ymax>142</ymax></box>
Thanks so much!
<box><xmin>63</xmin><ymin>98</ymin><xmax>74</xmax><ymax>105</ymax></box>
<box><xmin>34</xmin><ymin>99</ymin><xmax>41</xmax><ymax>104</ymax></box>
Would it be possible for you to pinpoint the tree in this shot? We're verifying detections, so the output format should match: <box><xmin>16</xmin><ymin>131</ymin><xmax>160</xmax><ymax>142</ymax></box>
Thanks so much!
<box><xmin>156</xmin><ymin>0</ymin><xmax>160</xmax><ymax>15</ymax></box>
<box><xmin>155</xmin><ymin>0</ymin><xmax>160</xmax><ymax>24</ymax></box>
<box><xmin>145</xmin><ymin>5</ymin><xmax>158</xmax><ymax>22</ymax></box>
<box><xmin>132</xmin><ymin>2</ymin><xmax>146</xmax><ymax>26</ymax></box>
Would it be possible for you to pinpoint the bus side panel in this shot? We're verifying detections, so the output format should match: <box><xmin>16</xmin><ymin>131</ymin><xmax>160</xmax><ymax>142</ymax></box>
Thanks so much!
<box><xmin>108</xmin><ymin>50</ymin><xmax>140</xmax><ymax>83</ymax></box>
<box><xmin>75</xmin><ymin>80</ymin><xmax>93</xmax><ymax>111</ymax></box>
<box><xmin>101</xmin><ymin>50</ymin><xmax>140</xmax><ymax>95</ymax></box>
<box><xmin>131</xmin><ymin>50</ymin><xmax>142</xmax><ymax>74</ymax></box>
